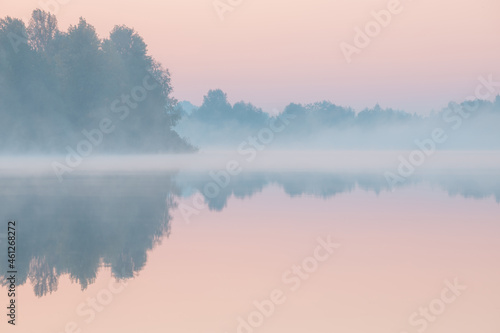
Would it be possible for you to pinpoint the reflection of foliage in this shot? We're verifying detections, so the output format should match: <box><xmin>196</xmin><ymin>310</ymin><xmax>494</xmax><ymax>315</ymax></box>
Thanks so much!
<box><xmin>0</xmin><ymin>173</ymin><xmax>178</xmax><ymax>296</ymax></box>
<box><xmin>177</xmin><ymin>171</ymin><xmax>500</xmax><ymax>212</ymax></box>
<box><xmin>176</xmin><ymin>172</ymin><xmax>270</xmax><ymax>211</ymax></box>
<box><xmin>177</xmin><ymin>172</ymin><xmax>397</xmax><ymax>211</ymax></box>
<box><xmin>29</xmin><ymin>257</ymin><xmax>59</xmax><ymax>297</ymax></box>
<box><xmin>1</xmin><ymin>171</ymin><xmax>499</xmax><ymax>297</ymax></box>
<box><xmin>431</xmin><ymin>174</ymin><xmax>500</xmax><ymax>203</ymax></box>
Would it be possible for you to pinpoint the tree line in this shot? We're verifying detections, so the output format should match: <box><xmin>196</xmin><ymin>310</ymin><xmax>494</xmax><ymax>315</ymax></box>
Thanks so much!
<box><xmin>0</xmin><ymin>9</ymin><xmax>193</xmax><ymax>153</ymax></box>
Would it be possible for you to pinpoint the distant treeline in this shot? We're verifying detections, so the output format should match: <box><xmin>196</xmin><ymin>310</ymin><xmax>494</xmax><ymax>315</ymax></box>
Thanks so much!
<box><xmin>176</xmin><ymin>90</ymin><xmax>500</xmax><ymax>149</ymax></box>
<box><xmin>0</xmin><ymin>10</ymin><xmax>193</xmax><ymax>154</ymax></box>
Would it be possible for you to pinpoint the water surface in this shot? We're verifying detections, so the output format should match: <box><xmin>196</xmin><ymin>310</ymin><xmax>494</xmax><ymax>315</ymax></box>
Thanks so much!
<box><xmin>1</xmin><ymin>170</ymin><xmax>499</xmax><ymax>333</ymax></box>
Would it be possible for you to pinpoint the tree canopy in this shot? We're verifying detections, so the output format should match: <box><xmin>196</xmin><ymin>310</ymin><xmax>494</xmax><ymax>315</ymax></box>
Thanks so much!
<box><xmin>0</xmin><ymin>10</ymin><xmax>193</xmax><ymax>153</ymax></box>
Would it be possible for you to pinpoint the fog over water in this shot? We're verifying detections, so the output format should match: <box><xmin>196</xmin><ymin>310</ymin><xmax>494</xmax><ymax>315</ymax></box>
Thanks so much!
<box><xmin>2</xmin><ymin>151</ymin><xmax>500</xmax><ymax>174</ymax></box>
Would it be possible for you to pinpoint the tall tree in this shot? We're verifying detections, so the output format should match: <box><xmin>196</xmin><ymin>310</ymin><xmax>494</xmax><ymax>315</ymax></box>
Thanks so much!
<box><xmin>27</xmin><ymin>9</ymin><xmax>58</xmax><ymax>53</ymax></box>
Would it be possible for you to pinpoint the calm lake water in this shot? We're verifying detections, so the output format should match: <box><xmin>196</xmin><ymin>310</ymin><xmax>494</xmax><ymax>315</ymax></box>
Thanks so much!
<box><xmin>1</xmin><ymin>169</ymin><xmax>499</xmax><ymax>333</ymax></box>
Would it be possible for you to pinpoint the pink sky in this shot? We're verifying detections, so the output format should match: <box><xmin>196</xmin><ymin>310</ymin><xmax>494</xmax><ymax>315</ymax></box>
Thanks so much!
<box><xmin>3</xmin><ymin>0</ymin><xmax>500</xmax><ymax>114</ymax></box>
